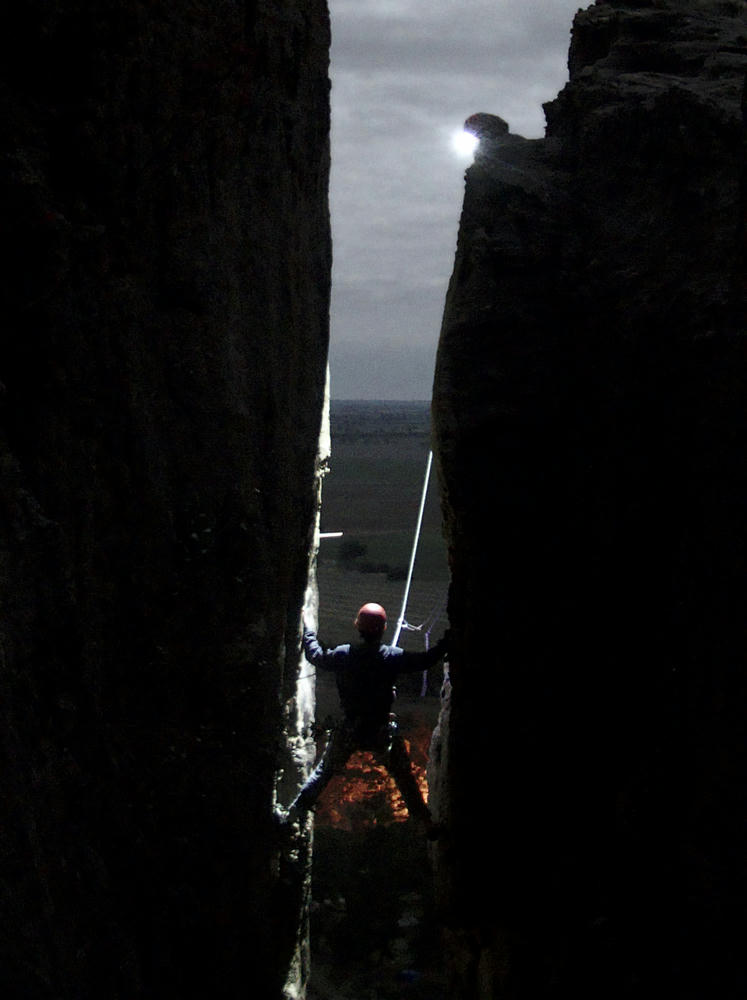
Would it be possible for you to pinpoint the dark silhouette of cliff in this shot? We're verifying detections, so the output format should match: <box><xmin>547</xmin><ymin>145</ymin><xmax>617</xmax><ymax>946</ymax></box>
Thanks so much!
<box><xmin>0</xmin><ymin>3</ymin><xmax>330</xmax><ymax>997</ymax></box>
<box><xmin>7</xmin><ymin>2</ymin><xmax>747</xmax><ymax>998</ymax></box>
<box><xmin>432</xmin><ymin>1</ymin><xmax>747</xmax><ymax>996</ymax></box>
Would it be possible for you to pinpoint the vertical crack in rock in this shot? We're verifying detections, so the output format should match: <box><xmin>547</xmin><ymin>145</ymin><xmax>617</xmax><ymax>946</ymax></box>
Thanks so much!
<box><xmin>276</xmin><ymin>368</ymin><xmax>332</xmax><ymax>1000</ymax></box>
<box><xmin>432</xmin><ymin>2</ymin><xmax>747</xmax><ymax>997</ymax></box>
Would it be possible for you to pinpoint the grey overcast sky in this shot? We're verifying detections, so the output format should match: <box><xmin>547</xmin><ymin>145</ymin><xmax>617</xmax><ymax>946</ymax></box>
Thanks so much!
<box><xmin>327</xmin><ymin>0</ymin><xmax>584</xmax><ymax>400</ymax></box>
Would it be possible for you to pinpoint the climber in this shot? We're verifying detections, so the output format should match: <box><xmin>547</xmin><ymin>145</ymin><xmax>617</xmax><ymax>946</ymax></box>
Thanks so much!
<box><xmin>284</xmin><ymin>602</ymin><xmax>448</xmax><ymax>839</ymax></box>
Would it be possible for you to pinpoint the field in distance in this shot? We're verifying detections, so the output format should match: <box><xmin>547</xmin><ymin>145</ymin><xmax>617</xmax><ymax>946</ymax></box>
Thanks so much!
<box><xmin>316</xmin><ymin>400</ymin><xmax>449</xmax><ymax>667</ymax></box>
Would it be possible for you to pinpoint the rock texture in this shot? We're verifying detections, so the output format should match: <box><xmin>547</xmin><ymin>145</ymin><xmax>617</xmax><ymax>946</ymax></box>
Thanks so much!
<box><xmin>433</xmin><ymin>1</ymin><xmax>747</xmax><ymax>996</ymax></box>
<box><xmin>0</xmin><ymin>3</ymin><xmax>330</xmax><ymax>998</ymax></box>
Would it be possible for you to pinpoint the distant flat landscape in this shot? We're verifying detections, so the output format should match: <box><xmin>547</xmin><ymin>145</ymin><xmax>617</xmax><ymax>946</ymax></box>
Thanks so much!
<box><xmin>316</xmin><ymin>400</ymin><xmax>450</xmax><ymax>679</ymax></box>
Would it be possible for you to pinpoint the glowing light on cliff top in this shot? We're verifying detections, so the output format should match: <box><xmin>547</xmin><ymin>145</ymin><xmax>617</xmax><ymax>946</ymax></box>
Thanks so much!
<box><xmin>450</xmin><ymin>128</ymin><xmax>479</xmax><ymax>160</ymax></box>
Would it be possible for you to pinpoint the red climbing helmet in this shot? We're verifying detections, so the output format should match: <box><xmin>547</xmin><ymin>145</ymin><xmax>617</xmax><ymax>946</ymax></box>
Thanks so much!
<box><xmin>354</xmin><ymin>602</ymin><xmax>387</xmax><ymax>637</ymax></box>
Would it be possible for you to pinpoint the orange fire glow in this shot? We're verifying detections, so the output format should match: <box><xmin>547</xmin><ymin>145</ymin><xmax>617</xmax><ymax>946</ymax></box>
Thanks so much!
<box><xmin>313</xmin><ymin>720</ymin><xmax>433</xmax><ymax>831</ymax></box>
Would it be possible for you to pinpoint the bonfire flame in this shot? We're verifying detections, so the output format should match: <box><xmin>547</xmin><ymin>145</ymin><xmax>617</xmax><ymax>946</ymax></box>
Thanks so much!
<box><xmin>314</xmin><ymin>723</ymin><xmax>432</xmax><ymax>831</ymax></box>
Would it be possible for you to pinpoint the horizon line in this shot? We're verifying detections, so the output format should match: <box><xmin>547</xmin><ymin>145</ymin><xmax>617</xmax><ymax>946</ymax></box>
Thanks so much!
<box><xmin>331</xmin><ymin>397</ymin><xmax>431</xmax><ymax>403</ymax></box>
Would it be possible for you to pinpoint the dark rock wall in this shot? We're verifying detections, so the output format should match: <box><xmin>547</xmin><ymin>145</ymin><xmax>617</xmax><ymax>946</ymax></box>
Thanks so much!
<box><xmin>433</xmin><ymin>1</ymin><xmax>747</xmax><ymax>996</ymax></box>
<box><xmin>0</xmin><ymin>3</ymin><xmax>330</xmax><ymax>998</ymax></box>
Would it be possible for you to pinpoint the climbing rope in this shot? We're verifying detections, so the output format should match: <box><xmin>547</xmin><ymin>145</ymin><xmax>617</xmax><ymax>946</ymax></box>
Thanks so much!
<box><xmin>304</xmin><ymin>449</ymin><xmax>446</xmax><ymax>694</ymax></box>
<box><xmin>397</xmin><ymin>587</ymin><xmax>447</xmax><ymax>643</ymax></box>
<box><xmin>420</xmin><ymin>590</ymin><xmax>446</xmax><ymax>694</ymax></box>
<box><xmin>391</xmin><ymin>450</ymin><xmax>433</xmax><ymax>647</ymax></box>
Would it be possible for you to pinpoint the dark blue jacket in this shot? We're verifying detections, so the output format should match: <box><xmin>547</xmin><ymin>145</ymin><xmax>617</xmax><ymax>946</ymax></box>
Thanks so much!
<box><xmin>303</xmin><ymin>628</ymin><xmax>447</xmax><ymax>731</ymax></box>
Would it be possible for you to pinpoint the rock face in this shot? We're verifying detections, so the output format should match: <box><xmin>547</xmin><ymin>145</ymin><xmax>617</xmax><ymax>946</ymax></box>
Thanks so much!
<box><xmin>433</xmin><ymin>1</ymin><xmax>747</xmax><ymax>996</ymax></box>
<box><xmin>0</xmin><ymin>3</ymin><xmax>330</xmax><ymax>998</ymax></box>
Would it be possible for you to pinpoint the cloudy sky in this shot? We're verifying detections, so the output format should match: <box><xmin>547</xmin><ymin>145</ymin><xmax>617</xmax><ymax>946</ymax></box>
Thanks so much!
<box><xmin>327</xmin><ymin>0</ymin><xmax>584</xmax><ymax>400</ymax></box>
